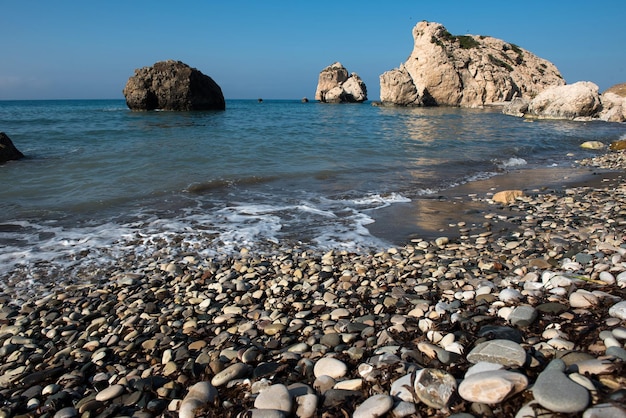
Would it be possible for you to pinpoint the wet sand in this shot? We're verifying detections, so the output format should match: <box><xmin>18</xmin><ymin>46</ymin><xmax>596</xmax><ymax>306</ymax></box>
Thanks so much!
<box><xmin>369</xmin><ymin>165</ymin><xmax>625</xmax><ymax>244</ymax></box>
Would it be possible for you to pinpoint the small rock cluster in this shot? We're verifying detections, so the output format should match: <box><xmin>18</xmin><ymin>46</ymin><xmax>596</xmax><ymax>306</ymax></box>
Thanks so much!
<box><xmin>1</xmin><ymin>152</ymin><xmax>625</xmax><ymax>418</ymax></box>
<box><xmin>315</xmin><ymin>62</ymin><xmax>367</xmax><ymax>103</ymax></box>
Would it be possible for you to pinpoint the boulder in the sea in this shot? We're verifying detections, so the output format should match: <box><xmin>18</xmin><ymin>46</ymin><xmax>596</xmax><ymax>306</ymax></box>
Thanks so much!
<box><xmin>123</xmin><ymin>60</ymin><xmax>225</xmax><ymax>111</ymax></box>
<box><xmin>315</xmin><ymin>62</ymin><xmax>367</xmax><ymax>103</ymax></box>
<box><xmin>379</xmin><ymin>21</ymin><xmax>564</xmax><ymax>107</ymax></box>
<box><xmin>505</xmin><ymin>81</ymin><xmax>626</xmax><ymax>122</ymax></box>
<box><xmin>598</xmin><ymin>83</ymin><xmax>626</xmax><ymax>122</ymax></box>
<box><xmin>580</xmin><ymin>141</ymin><xmax>605</xmax><ymax>150</ymax></box>
<box><xmin>526</xmin><ymin>81</ymin><xmax>601</xmax><ymax>120</ymax></box>
<box><xmin>0</xmin><ymin>132</ymin><xmax>25</xmax><ymax>163</ymax></box>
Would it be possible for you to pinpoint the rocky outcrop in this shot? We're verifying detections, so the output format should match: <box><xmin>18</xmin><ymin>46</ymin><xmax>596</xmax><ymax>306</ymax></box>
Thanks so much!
<box><xmin>527</xmin><ymin>81</ymin><xmax>601</xmax><ymax>119</ymax></box>
<box><xmin>315</xmin><ymin>62</ymin><xmax>367</xmax><ymax>103</ymax></box>
<box><xmin>379</xmin><ymin>21</ymin><xmax>564</xmax><ymax>107</ymax></box>
<box><xmin>123</xmin><ymin>60</ymin><xmax>225</xmax><ymax>111</ymax></box>
<box><xmin>0</xmin><ymin>132</ymin><xmax>25</xmax><ymax>164</ymax></box>
<box><xmin>503</xmin><ymin>81</ymin><xmax>626</xmax><ymax>122</ymax></box>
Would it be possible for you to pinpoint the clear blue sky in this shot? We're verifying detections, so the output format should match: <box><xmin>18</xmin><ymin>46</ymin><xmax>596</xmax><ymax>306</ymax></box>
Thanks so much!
<box><xmin>1</xmin><ymin>0</ymin><xmax>624</xmax><ymax>100</ymax></box>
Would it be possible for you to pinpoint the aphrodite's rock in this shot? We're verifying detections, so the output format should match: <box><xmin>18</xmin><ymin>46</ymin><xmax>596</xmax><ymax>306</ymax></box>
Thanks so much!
<box><xmin>123</xmin><ymin>60</ymin><xmax>225</xmax><ymax>111</ymax></box>
<box><xmin>315</xmin><ymin>62</ymin><xmax>367</xmax><ymax>103</ymax></box>
<box><xmin>526</xmin><ymin>81</ymin><xmax>601</xmax><ymax>120</ymax></box>
<box><xmin>0</xmin><ymin>132</ymin><xmax>25</xmax><ymax>163</ymax></box>
<box><xmin>380</xmin><ymin>21</ymin><xmax>564</xmax><ymax>107</ymax></box>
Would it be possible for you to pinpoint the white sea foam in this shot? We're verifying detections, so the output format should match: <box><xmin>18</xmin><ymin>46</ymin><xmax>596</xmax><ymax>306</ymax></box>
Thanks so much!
<box><xmin>0</xmin><ymin>192</ymin><xmax>407</xmax><ymax>284</ymax></box>
<box><xmin>498</xmin><ymin>157</ymin><xmax>528</xmax><ymax>169</ymax></box>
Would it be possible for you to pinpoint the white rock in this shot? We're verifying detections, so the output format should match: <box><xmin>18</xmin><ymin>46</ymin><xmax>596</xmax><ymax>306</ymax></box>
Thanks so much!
<box><xmin>499</xmin><ymin>288</ymin><xmax>523</xmax><ymax>303</ymax></box>
<box><xmin>598</xmin><ymin>271</ymin><xmax>616</xmax><ymax>285</ymax></box>
<box><xmin>353</xmin><ymin>394</ymin><xmax>394</xmax><ymax>418</ymax></box>
<box><xmin>459</xmin><ymin>370</ymin><xmax>528</xmax><ymax>403</ymax></box>
<box><xmin>95</xmin><ymin>384</ymin><xmax>125</xmax><ymax>402</ymax></box>
<box><xmin>609</xmin><ymin>301</ymin><xmax>626</xmax><ymax>320</ymax></box>
<box><xmin>295</xmin><ymin>393</ymin><xmax>318</xmax><ymax>418</ymax></box>
<box><xmin>179</xmin><ymin>382</ymin><xmax>218</xmax><ymax>418</ymax></box>
<box><xmin>254</xmin><ymin>384</ymin><xmax>292</xmax><ymax>413</ymax></box>
<box><xmin>313</xmin><ymin>357</ymin><xmax>347</xmax><ymax>379</ymax></box>
<box><xmin>570</xmin><ymin>290</ymin><xmax>599</xmax><ymax>308</ymax></box>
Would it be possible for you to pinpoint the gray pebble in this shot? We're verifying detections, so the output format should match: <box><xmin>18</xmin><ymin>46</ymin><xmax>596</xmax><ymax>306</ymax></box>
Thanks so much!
<box><xmin>467</xmin><ymin>339</ymin><xmax>527</xmax><ymax>367</ymax></box>
<box><xmin>532</xmin><ymin>360</ymin><xmax>589</xmax><ymax>413</ymax></box>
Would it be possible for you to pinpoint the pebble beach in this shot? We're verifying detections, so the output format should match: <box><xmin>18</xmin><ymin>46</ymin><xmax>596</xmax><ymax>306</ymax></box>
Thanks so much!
<box><xmin>1</xmin><ymin>151</ymin><xmax>626</xmax><ymax>418</ymax></box>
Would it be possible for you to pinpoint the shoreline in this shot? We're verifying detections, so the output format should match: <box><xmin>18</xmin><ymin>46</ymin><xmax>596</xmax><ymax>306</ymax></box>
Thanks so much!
<box><xmin>0</xmin><ymin>152</ymin><xmax>625</xmax><ymax>416</ymax></box>
<box><xmin>369</xmin><ymin>162</ymin><xmax>625</xmax><ymax>245</ymax></box>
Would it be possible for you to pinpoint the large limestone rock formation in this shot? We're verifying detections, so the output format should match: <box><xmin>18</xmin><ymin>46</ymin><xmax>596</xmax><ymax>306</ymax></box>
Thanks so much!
<box><xmin>0</xmin><ymin>132</ymin><xmax>25</xmax><ymax>164</ymax></box>
<box><xmin>123</xmin><ymin>60</ymin><xmax>225</xmax><ymax>111</ymax></box>
<box><xmin>379</xmin><ymin>21</ymin><xmax>564</xmax><ymax>107</ymax></box>
<box><xmin>315</xmin><ymin>62</ymin><xmax>367</xmax><ymax>103</ymax></box>
<box><xmin>503</xmin><ymin>81</ymin><xmax>626</xmax><ymax>122</ymax></box>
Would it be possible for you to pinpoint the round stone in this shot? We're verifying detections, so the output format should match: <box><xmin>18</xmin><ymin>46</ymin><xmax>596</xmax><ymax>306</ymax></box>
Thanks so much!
<box><xmin>508</xmin><ymin>305</ymin><xmax>538</xmax><ymax>327</ymax></box>
<box><xmin>353</xmin><ymin>394</ymin><xmax>394</xmax><ymax>418</ymax></box>
<box><xmin>313</xmin><ymin>357</ymin><xmax>347</xmax><ymax>379</ymax></box>
<box><xmin>179</xmin><ymin>382</ymin><xmax>218</xmax><ymax>418</ymax></box>
<box><xmin>254</xmin><ymin>384</ymin><xmax>292</xmax><ymax>413</ymax></box>
<box><xmin>609</xmin><ymin>301</ymin><xmax>626</xmax><ymax>320</ymax></box>
<box><xmin>458</xmin><ymin>370</ymin><xmax>528</xmax><ymax>403</ymax></box>
<box><xmin>532</xmin><ymin>360</ymin><xmax>589</xmax><ymax>413</ymax></box>
<box><xmin>569</xmin><ymin>290</ymin><xmax>599</xmax><ymax>308</ymax></box>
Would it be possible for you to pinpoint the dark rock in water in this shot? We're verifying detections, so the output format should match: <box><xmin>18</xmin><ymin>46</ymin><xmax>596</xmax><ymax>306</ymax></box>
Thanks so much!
<box><xmin>0</xmin><ymin>132</ymin><xmax>25</xmax><ymax>163</ymax></box>
<box><xmin>123</xmin><ymin>60</ymin><xmax>225</xmax><ymax>111</ymax></box>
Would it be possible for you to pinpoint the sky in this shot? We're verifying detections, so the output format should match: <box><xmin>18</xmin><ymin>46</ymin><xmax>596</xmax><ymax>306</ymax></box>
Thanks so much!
<box><xmin>1</xmin><ymin>0</ymin><xmax>625</xmax><ymax>100</ymax></box>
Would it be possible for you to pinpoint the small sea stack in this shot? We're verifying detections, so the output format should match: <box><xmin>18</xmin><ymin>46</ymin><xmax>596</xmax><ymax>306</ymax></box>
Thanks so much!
<box><xmin>123</xmin><ymin>60</ymin><xmax>225</xmax><ymax>111</ymax></box>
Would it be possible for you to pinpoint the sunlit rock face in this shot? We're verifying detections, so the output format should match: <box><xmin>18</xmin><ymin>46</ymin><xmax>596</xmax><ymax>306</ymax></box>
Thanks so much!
<box><xmin>380</xmin><ymin>21</ymin><xmax>564</xmax><ymax>107</ymax></box>
<box><xmin>315</xmin><ymin>62</ymin><xmax>367</xmax><ymax>103</ymax></box>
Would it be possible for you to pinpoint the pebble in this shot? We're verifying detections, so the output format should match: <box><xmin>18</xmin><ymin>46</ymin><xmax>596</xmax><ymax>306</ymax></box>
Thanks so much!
<box><xmin>254</xmin><ymin>384</ymin><xmax>292</xmax><ymax>413</ymax></box>
<box><xmin>1</xmin><ymin>152</ymin><xmax>625</xmax><ymax>418</ymax></box>
<box><xmin>353</xmin><ymin>394</ymin><xmax>394</xmax><ymax>418</ymax></box>
<box><xmin>458</xmin><ymin>370</ymin><xmax>528</xmax><ymax>403</ymax></box>
<box><xmin>413</xmin><ymin>368</ymin><xmax>456</xmax><ymax>409</ymax></box>
<box><xmin>508</xmin><ymin>305</ymin><xmax>538</xmax><ymax>327</ymax></box>
<box><xmin>609</xmin><ymin>301</ymin><xmax>626</xmax><ymax>320</ymax></box>
<box><xmin>211</xmin><ymin>363</ymin><xmax>251</xmax><ymax>387</ymax></box>
<box><xmin>466</xmin><ymin>339</ymin><xmax>527</xmax><ymax>367</ymax></box>
<box><xmin>95</xmin><ymin>384</ymin><xmax>124</xmax><ymax>402</ymax></box>
<box><xmin>179</xmin><ymin>382</ymin><xmax>218</xmax><ymax>418</ymax></box>
<box><xmin>532</xmin><ymin>359</ymin><xmax>590</xmax><ymax>413</ymax></box>
<box><xmin>313</xmin><ymin>357</ymin><xmax>347</xmax><ymax>379</ymax></box>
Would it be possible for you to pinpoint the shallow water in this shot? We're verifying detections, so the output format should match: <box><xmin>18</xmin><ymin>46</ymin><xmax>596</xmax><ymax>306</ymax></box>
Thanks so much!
<box><xmin>1</xmin><ymin>99</ymin><xmax>625</xmax><ymax>280</ymax></box>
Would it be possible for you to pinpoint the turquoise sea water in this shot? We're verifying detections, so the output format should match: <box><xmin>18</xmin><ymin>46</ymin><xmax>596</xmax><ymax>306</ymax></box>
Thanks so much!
<box><xmin>1</xmin><ymin>99</ymin><xmax>625</xmax><ymax>281</ymax></box>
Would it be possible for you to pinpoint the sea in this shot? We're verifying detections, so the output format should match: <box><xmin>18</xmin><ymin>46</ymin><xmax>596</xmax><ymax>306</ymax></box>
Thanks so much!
<box><xmin>1</xmin><ymin>99</ymin><xmax>625</xmax><ymax>283</ymax></box>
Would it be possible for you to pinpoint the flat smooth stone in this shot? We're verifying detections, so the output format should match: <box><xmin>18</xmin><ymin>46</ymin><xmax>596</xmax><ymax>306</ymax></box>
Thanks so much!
<box><xmin>254</xmin><ymin>384</ymin><xmax>292</xmax><ymax>413</ymax></box>
<box><xmin>353</xmin><ymin>394</ymin><xmax>394</xmax><ymax>418</ymax></box>
<box><xmin>458</xmin><ymin>370</ymin><xmax>528</xmax><ymax>403</ymax></box>
<box><xmin>467</xmin><ymin>339</ymin><xmax>527</xmax><ymax>367</ymax></box>
<box><xmin>532</xmin><ymin>360</ymin><xmax>589</xmax><ymax>413</ymax></box>
<box><xmin>95</xmin><ymin>384</ymin><xmax>125</xmax><ymax>402</ymax></box>
<box><xmin>211</xmin><ymin>363</ymin><xmax>251</xmax><ymax>387</ymax></box>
